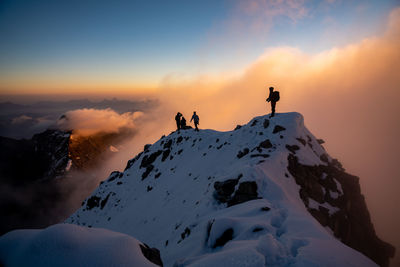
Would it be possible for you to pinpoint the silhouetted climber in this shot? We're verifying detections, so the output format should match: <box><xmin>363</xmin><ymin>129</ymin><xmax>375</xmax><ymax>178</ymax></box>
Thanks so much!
<box><xmin>180</xmin><ymin>116</ymin><xmax>187</xmax><ymax>129</ymax></box>
<box><xmin>175</xmin><ymin>112</ymin><xmax>182</xmax><ymax>130</ymax></box>
<box><xmin>190</xmin><ymin>111</ymin><xmax>200</xmax><ymax>131</ymax></box>
<box><xmin>266</xmin><ymin>87</ymin><xmax>280</xmax><ymax>118</ymax></box>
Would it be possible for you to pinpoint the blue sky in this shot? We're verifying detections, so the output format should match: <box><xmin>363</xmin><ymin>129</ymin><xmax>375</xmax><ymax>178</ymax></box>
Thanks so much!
<box><xmin>0</xmin><ymin>0</ymin><xmax>398</xmax><ymax>92</ymax></box>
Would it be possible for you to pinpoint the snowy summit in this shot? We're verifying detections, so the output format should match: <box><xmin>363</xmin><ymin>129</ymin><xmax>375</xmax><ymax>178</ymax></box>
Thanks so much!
<box><xmin>1</xmin><ymin>112</ymin><xmax>394</xmax><ymax>267</ymax></box>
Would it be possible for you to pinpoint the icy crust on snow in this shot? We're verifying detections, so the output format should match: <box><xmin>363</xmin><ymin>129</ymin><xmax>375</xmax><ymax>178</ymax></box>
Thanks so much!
<box><xmin>0</xmin><ymin>223</ymin><xmax>158</xmax><ymax>267</ymax></box>
<box><xmin>67</xmin><ymin>112</ymin><xmax>375</xmax><ymax>267</ymax></box>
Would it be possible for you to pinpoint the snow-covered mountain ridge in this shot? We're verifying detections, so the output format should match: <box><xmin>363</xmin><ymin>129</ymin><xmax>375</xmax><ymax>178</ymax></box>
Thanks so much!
<box><xmin>67</xmin><ymin>112</ymin><xmax>394</xmax><ymax>267</ymax></box>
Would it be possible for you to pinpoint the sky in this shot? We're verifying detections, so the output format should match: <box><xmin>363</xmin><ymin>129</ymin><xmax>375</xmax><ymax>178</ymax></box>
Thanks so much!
<box><xmin>1</xmin><ymin>0</ymin><xmax>400</xmax><ymax>265</ymax></box>
<box><xmin>0</xmin><ymin>0</ymin><xmax>398</xmax><ymax>93</ymax></box>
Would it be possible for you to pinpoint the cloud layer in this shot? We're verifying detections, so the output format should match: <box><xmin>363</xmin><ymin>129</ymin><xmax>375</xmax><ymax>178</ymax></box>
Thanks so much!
<box><xmin>57</xmin><ymin>108</ymin><xmax>143</xmax><ymax>136</ymax></box>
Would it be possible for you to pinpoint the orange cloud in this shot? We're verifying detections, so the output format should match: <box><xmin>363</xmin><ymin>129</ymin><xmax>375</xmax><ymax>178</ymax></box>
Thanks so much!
<box><xmin>158</xmin><ymin>7</ymin><xmax>400</xmax><ymax>129</ymax></box>
<box><xmin>57</xmin><ymin>108</ymin><xmax>143</xmax><ymax>136</ymax></box>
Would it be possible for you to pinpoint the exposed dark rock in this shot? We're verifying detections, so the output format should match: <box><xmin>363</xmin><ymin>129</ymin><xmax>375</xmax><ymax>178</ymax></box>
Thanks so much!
<box><xmin>213</xmin><ymin>174</ymin><xmax>243</xmax><ymax>202</ymax></box>
<box><xmin>100</xmin><ymin>194</ymin><xmax>111</xmax><ymax>209</ymax></box>
<box><xmin>237</xmin><ymin>148</ymin><xmax>249</xmax><ymax>158</ymax></box>
<box><xmin>107</xmin><ymin>171</ymin><xmax>123</xmax><ymax>182</ymax></box>
<box><xmin>212</xmin><ymin>228</ymin><xmax>234</xmax><ymax>248</ymax></box>
<box><xmin>214</xmin><ymin>179</ymin><xmax>239</xmax><ymax>203</ymax></box>
<box><xmin>139</xmin><ymin>243</ymin><xmax>163</xmax><ymax>267</ymax></box>
<box><xmin>252</xmin><ymin>146</ymin><xmax>262</xmax><ymax>153</ymax></box>
<box><xmin>251</xmin><ymin>120</ymin><xmax>258</xmax><ymax>126</ymax></box>
<box><xmin>296</xmin><ymin>138</ymin><xmax>306</xmax><ymax>146</ymax></box>
<box><xmin>144</xmin><ymin>144</ymin><xmax>151</xmax><ymax>151</ymax></box>
<box><xmin>261</xmin><ymin>206</ymin><xmax>270</xmax><ymax>211</ymax></box>
<box><xmin>228</xmin><ymin>182</ymin><xmax>260</xmax><ymax>207</ymax></box>
<box><xmin>263</xmin><ymin>119</ymin><xmax>270</xmax><ymax>129</ymax></box>
<box><xmin>331</xmin><ymin>158</ymin><xmax>344</xmax><ymax>171</ymax></box>
<box><xmin>155</xmin><ymin>172</ymin><xmax>161</xmax><ymax>179</ymax></box>
<box><xmin>161</xmin><ymin>149</ymin><xmax>170</xmax><ymax>161</ymax></box>
<box><xmin>147</xmin><ymin>186</ymin><xmax>153</xmax><ymax>192</ymax></box>
<box><xmin>140</xmin><ymin>150</ymin><xmax>163</xmax><ymax>169</ymax></box>
<box><xmin>234</xmin><ymin>125</ymin><xmax>242</xmax><ymax>130</ymax></box>
<box><xmin>320</xmin><ymin>154</ymin><xmax>329</xmax><ymax>163</ymax></box>
<box><xmin>177</xmin><ymin>136</ymin><xmax>183</xmax><ymax>143</ymax></box>
<box><xmin>286</xmin><ymin>144</ymin><xmax>300</xmax><ymax>154</ymax></box>
<box><xmin>250</xmin><ymin>154</ymin><xmax>270</xmax><ymax>158</ymax></box>
<box><xmin>163</xmin><ymin>140</ymin><xmax>172</xmax><ymax>149</ymax></box>
<box><xmin>253</xmin><ymin>227</ymin><xmax>264</xmax><ymax>232</ymax></box>
<box><xmin>142</xmin><ymin>165</ymin><xmax>154</xmax><ymax>180</ymax></box>
<box><xmin>125</xmin><ymin>152</ymin><xmax>142</xmax><ymax>171</ymax></box>
<box><xmin>178</xmin><ymin>149</ymin><xmax>183</xmax><ymax>155</ymax></box>
<box><xmin>213</xmin><ymin>175</ymin><xmax>259</xmax><ymax>207</ymax></box>
<box><xmin>259</xmin><ymin>139</ymin><xmax>272</xmax><ymax>149</ymax></box>
<box><xmin>287</xmin><ymin>154</ymin><xmax>395</xmax><ymax>267</ymax></box>
<box><xmin>86</xmin><ymin>196</ymin><xmax>101</xmax><ymax>210</ymax></box>
<box><xmin>181</xmin><ymin>227</ymin><xmax>191</xmax><ymax>240</ymax></box>
<box><xmin>272</xmin><ymin>125</ymin><xmax>286</xmax><ymax>134</ymax></box>
<box><xmin>317</xmin><ymin>139</ymin><xmax>325</xmax><ymax>144</ymax></box>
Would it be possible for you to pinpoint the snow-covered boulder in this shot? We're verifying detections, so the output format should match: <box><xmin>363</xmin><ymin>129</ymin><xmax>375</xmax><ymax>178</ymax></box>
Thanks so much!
<box><xmin>0</xmin><ymin>223</ymin><xmax>162</xmax><ymax>267</ymax></box>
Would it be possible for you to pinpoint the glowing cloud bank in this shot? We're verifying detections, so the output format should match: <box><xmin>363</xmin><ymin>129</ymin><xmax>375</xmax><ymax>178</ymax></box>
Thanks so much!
<box><xmin>57</xmin><ymin>108</ymin><xmax>143</xmax><ymax>136</ymax></box>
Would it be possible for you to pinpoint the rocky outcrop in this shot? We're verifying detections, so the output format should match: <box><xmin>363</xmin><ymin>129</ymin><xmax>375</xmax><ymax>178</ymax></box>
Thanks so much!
<box><xmin>0</xmin><ymin>127</ymin><xmax>136</xmax><ymax>236</ymax></box>
<box><xmin>213</xmin><ymin>174</ymin><xmax>260</xmax><ymax>207</ymax></box>
<box><xmin>139</xmin><ymin>243</ymin><xmax>163</xmax><ymax>266</ymax></box>
<box><xmin>287</xmin><ymin>153</ymin><xmax>395</xmax><ymax>267</ymax></box>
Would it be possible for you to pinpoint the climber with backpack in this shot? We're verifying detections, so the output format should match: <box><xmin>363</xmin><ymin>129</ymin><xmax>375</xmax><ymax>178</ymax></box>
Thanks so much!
<box><xmin>175</xmin><ymin>112</ymin><xmax>182</xmax><ymax>131</ymax></box>
<box><xmin>190</xmin><ymin>111</ymin><xmax>200</xmax><ymax>131</ymax></box>
<box><xmin>266</xmin><ymin>86</ymin><xmax>280</xmax><ymax>118</ymax></box>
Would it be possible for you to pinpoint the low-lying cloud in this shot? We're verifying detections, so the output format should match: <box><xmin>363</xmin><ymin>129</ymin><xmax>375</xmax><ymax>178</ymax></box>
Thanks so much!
<box><xmin>57</xmin><ymin>108</ymin><xmax>144</xmax><ymax>136</ymax></box>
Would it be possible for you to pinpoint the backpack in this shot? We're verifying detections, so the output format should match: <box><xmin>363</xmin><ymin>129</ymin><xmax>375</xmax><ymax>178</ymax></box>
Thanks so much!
<box><xmin>272</xmin><ymin>91</ymin><xmax>280</xmax><ymax>102</ymax></box>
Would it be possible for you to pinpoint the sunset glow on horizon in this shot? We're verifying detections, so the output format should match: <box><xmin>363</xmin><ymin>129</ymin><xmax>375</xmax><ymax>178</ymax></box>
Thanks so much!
<box><xmin>0</xmin><ymin>0</ymin><xmax>398</xmax><ymax>95</ymax></box>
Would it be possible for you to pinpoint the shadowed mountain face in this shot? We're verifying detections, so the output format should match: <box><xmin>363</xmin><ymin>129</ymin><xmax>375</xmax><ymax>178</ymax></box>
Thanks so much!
<box><xmin>287</xmin><ymin>153</ymin><xmax>395</xmax><ymax>266</ymax></box>
<box><xmin>0</xmin><ymin>130</ymin><xmax>71</xmax><ymax>185</ymax></box>
<box><xmin>0</xmin><ymin>128</ymin><xmax>136</xmax><ymax>235</ymax></box>
<box><xmin>67</xmin><ymin>112</ymin><xmax>394</xmax><ymax>267</ymax></box>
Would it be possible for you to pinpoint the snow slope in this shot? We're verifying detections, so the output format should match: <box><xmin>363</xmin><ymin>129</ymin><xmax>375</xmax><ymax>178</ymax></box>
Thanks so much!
<box><xmin>67</xmin><ymin>112</ymin><xmax>378</xmax><ymax>266</ymax></box>
<box><xmin>0</xmin><ymin>223</ymin><xmax>159</xmax><ymax>267</ymax></box>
